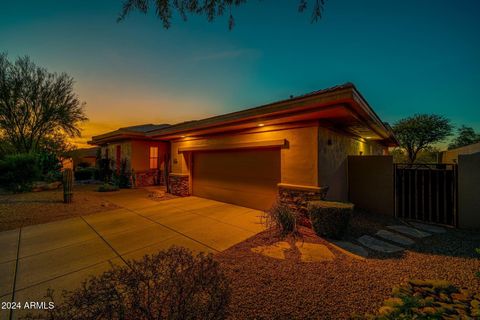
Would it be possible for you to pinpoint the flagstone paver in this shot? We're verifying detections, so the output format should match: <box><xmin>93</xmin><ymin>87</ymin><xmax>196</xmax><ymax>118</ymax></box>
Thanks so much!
<box><xmin>409</xmin><ymin>222</ymin><xmax>446</xmax><ymax>234</ymax></box>
<box><xmin>357</xmin><ymin>235</ymin><xmax>404</xmax><ymax>253</ymax></box>
<box><xmin>387</xmin><ymin>225</ymin><xmax>431</xmax><ymax>238</ymax></box>
<box><xmin>331</xmin><ymin>241</ymin><xmax>368</xmax><ymax>259</ymax></box>
<box><xmin>251</xmin><ymin>241</ymin><xmax>290</xmax><ymax>260</ymax></box>
<box><xmin>376</xmin><ymin>229</ymin><xmax>415</xmax><ymax>246</ymax></box>
<box><xmin>295</xmin><ymin>242</ymin><xmax>335</xmax><ymax>263</ymax></box>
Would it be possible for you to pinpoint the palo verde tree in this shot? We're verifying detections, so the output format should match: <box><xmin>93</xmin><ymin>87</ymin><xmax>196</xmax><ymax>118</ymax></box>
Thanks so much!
<box><xmin>448</xmin><ymin>125</ymin><xmax>480</xmax><ymax>150</ymax></box>
<box><xmin>0</xmin><ymin>53</ymin><xmax>87</xmax><ymax>154</ymax></box>
<box><xmin>392</xmin><ymin>114</ymin><xmax>453</xmax><ymax>164</ymax></box>
<box><xmin>117</xmin><ymin>0</ymin><xmax>326</xmax><ymax>29</ymax></box>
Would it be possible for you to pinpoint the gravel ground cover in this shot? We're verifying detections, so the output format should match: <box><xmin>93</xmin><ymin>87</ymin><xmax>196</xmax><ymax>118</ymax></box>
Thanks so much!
<box><xmin>0</xmin><ymin>184</ymin><xmax>119</xmax><ymax>231</ymax></box>
<box><xmin>217</xmin><ymin>224</ymin><xmax>480</xmax><ymax>319</ymax></box>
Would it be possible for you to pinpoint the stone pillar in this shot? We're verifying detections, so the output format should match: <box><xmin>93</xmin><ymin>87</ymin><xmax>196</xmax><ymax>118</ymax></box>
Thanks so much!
<box><xmin>277</xmin><ymin>183</ymin><xmax>328</xmax><ymax>227</ymax></box>
<box><xmin>168</xmin><ymin>173</ymin><xmax>190</xmax><ymax>196</ymax></box>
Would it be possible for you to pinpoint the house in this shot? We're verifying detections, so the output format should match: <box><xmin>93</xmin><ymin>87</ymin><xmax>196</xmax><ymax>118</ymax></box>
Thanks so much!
<box><xmin>440</xmin><ymin>142</ymin><xmax>480</xmax><ymax>164</ymax></box>
<box><xmin>89</xmin><ymin>83</ymin><xmax>397</xmax><ymax>211</ymax></box>
<box><xmin>69</xmin><ymin>147</ymin><xmax>99</xmax><ymax>168</ymax></box>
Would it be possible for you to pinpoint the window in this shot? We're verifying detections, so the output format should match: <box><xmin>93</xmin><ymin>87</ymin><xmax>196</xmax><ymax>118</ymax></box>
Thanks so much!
<box><xmin>149</xmin><ymin>146</ymin><xmax>159</xmax><ymax>169</ymax></box>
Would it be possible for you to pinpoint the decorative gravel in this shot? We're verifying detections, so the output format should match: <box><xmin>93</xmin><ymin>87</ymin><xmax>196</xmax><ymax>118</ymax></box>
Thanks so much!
<box><xmin>217</xmin><ymin>226</ymin><xmax>480</xmax><ymax>319</ymax></box>
<box><xmin>0</xmin><ymin>185</ymin><xmax>119</xmax><ymax>231</ymax></box>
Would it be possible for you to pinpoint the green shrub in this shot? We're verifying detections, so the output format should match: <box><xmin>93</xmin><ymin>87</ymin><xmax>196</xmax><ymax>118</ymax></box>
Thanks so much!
<box><xmin>36</xmin><ymin>151</ymin><xmax>62</xmax><ymax>181</ymax></box>
<box><xmin>308</xmin><ymin>200</ymin><xmax>353</xmax><ymax>239</ymax></box>
<box><xmin>97</xmin><ymin>183</ymin><xmax>119</xmax><ymax>192</ymax></box>
<box><xmin>266</xmin><ymin>203</ymin><xmax>298</xmax><ymax>237</ymax></box>
<box><xmin>22</xmin><ymin>247</ymin><xmax>231</xmax><ymax>320</ymax></box>
<box><xmin>354</xmin><ymin>279</ymin><xmax>480</xmax><ymax>319</ymax></box>
<box><xmin>75</xmin><ymin>167</ymin><xmax>98</xmax><ymax>181</ymax></box>
<box><xmin>0</xmin><ymin>153</ymin><xmax>40</xmax><ymax>192</ymax></box>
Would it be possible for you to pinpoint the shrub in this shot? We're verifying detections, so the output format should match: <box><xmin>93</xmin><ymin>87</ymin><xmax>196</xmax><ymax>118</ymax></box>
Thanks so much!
<box><xmin>97</xmin><ymin>183</ymin><xmax>119</xmax><ymax>192</ymax></box>
<box><xmin>37</xmin><ymin>151</ymin><xmax>62</xmax><ymax>181</ymax></box>
<box><xmin>75</xmin><ymin>167</ymin><xmax>98</xmax><ymax>181</ymax></box>
<box><xmin>0</xmin><ymin>153</ymin><xmax>40</xmax><ymax>192</ymax></box>
<box><xmin>97</xmin><ymin>158</ymin><xmax>113</xmax><ymax>182</ymax></box>
<box><xmin>265</xmin><ymin>202</ymin><xmax>299</xmax><ymax>237</ymax></box>
<box><xmin>308</xmin><ymin>200</ymin><xmax>353</xmax><ymax>239</ymax></box>
<box><xmin>354</xmin><ymin>279</ymin><xmax>480</xmax><ymax>319</ymax></box>
<box><xmin>22</xmin><ymin>247</ymin><xmax>231</xmax><ymax>320</ymax></box>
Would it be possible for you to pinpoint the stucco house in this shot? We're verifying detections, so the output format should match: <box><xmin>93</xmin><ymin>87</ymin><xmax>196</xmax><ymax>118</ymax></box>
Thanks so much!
<box><xmin>440</xmin><ymin>142</ymin><xmax>480</xmax><ymax>164</ymax></box>
<box><xmin>90</xmin><ymin>83</ymin><xmax>397</xmax><ymax>211</ymax></box>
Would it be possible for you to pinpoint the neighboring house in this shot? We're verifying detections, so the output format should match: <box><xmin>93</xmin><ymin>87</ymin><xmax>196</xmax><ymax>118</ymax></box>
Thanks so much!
<box><xmin>440</xmin><ymin>142</ymin><xmax>480</xmax><ymax>164</ymax></box>
<box><xmin>69</xmin><ymin>147</ymin><xmax>99</xmax><ymax>168</ymax></box>
<box><xmin>90</xmin><ymin>83</ymin><xmax>397</xmax><ymax>211</ymax></box>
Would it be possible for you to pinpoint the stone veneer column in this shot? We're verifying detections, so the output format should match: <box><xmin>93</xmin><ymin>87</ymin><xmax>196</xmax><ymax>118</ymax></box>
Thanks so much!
<box><xmin>168</xmin><ymin>173</ymin><xmax>190</xmax><ymax>196</ymax></box>
<box><xmin>277</xmin><ymin>183</ymin><xmax>328</xmax><ymax>227</ymax></box>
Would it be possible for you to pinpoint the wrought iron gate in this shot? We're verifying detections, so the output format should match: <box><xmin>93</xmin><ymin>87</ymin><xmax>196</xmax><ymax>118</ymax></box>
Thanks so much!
<box><xmin>394</xmin><ymin>164</ymin><xmax>458</xmax><ymax>227</ymax></box>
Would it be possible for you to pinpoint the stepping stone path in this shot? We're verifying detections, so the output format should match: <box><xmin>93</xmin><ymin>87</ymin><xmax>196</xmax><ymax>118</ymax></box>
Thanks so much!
<box><xmin>376</xmin><ymin>229</ymin><xmax>415</xmax><ymax>246</ymax></box>
<box><xmin>331</xmin><ymin>240</ymin><xmax>369</xmax><ymax>259</ymax></box>
<box><xmin>357</xmin><ymin>235</ymin><xmax>404</xmax><ymax>253</ymax></box>
<box><xmin>409</xmin><ymin>222</ymin><xmax>446</xmax><ymax>234</ymax></box>
<box><xmin>387</xmin><ymin>225</ymin><xmax>431</xmax><ymax>238</ymax></box>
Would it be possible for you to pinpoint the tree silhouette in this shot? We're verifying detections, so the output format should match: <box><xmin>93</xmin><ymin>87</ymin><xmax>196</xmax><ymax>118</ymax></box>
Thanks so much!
<box><xmin>448</xmin><ymin>125</ymin><xmax>480</xmax><ymax>150</ymax></box>
<box><xmin>0</xmin><ymin>53</ymin><xmax>87</xmax><ymax>154</ymax></box>
<box><xmin>117</xmin><ymin>0</ymin><xmax>326</xmax><ymax>30</ymax></box>
<box><xmin>393</xmin><ymin>114</ymin><xmax>452</xmax><ymax>164</ymax></box>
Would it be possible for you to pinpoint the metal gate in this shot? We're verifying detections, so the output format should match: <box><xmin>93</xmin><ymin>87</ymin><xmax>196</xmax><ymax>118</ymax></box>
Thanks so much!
<box><xmin>394</xmin><ymin>164</ymin><xmax>458</xmax><ymax>227</ymax></box>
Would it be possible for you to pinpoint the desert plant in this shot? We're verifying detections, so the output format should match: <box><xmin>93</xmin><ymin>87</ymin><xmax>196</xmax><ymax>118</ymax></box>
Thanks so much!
<box><xmin>37</xmin><ymin>151</ymin><xmax>62</xmax><ymax>181</ymax></box>
<box><xmin>97</xmin><ymin>183</ymin><xmax>119</xmax><ymax>192</ymax></box>
<box><xmin>97</xmin><ymin>158</ymin><xmax>113</xmax><ymax>182</ymax></box>
<box><xmin>0</xmin><ymin>153</ymin><xmax>40</xmax><ymax>192</ymax></box>
<box><xmin>308</xmin><ymin>200</ymin><xmax>353</xmax><ymax>239</ymax></box>
<box><xmin>22</xmin><ymin>246</ymin><xmax>231</xmax><ymax>320</ymax></box>
<box><xmin>63</xmin><ymin>168</ymin><xmax>73</xmax><ymax>203</ymax></box>
<box><xmin>353</xmin><ymin>279</ymin><xmax>480</xmax><ymax>319</ymax></box>
<box><xmin>265</xmin><ymin>202</ymin><xmax>299</xmax><ymax>237</ymax></box>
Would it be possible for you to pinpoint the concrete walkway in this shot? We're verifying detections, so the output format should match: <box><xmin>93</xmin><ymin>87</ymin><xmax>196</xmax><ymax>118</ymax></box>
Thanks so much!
<box><xmin>0</xmin><ymin>194</ymin><xmax>264</xmax><ymax>319</ymax></box>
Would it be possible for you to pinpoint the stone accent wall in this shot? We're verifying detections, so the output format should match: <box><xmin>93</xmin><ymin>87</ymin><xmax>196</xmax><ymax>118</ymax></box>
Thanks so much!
<box><xmin>278</xmin><ymin>184</ymin><xmax>328</xmax><ymax>227</ymax></box>
<box><xmin>169</xmin><ymin>174</ymin><xmax>190</xmax><ymax>196</ymax></box>
<box><xmin>133</xmin><ymin>170</ymin><xmax>163</xmax><ymax>187</ymax></box>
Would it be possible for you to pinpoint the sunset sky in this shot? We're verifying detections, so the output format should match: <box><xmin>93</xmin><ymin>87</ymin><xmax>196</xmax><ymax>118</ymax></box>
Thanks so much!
<box><xmin>1</xmin><ymin>0</ymin><xmax>479</xmax><ymax>148</ymax></box>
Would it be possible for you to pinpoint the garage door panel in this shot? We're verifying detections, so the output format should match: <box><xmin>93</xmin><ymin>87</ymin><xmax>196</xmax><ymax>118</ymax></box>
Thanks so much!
<box><xmin>192</xmin><ymin>149</ymin><xmax>280</xmax><ymax>211</ymax></box>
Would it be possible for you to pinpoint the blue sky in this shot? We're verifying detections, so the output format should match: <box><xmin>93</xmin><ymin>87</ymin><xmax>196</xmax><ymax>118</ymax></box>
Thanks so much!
<box><xmin>1</xmin><ymin>0</ymin><xmax>479</xmax><ymax>146</ymax></box>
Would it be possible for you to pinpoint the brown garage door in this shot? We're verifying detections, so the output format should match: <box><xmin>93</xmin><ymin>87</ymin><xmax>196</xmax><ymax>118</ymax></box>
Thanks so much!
<box><xmin>192</xmin><ymin>148</ymin><xmax>280</xmax><ymax>211</ymax></box>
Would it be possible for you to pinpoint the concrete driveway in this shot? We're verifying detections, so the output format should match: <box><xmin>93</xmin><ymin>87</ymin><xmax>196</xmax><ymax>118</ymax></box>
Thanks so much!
<box><xmin>0</xmin><ymin>194</ymin><xmax>264</xmax><ymax>319</ymax></box>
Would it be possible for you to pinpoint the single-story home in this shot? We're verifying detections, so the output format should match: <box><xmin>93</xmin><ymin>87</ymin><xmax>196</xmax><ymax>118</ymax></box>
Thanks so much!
<box><xmin>440</xmin><ymin>142</ymin><xmax>480</xmax><ymax>164</ymax></box>
<box><xmin>69</xmin><ymin>147</ymin><xmax>99</xmax><ymax>168</ymax></box>
<box><xmin>89</xmin><ymin>83</ymin><xmax>397</xmax><ymax>212</ymax></box>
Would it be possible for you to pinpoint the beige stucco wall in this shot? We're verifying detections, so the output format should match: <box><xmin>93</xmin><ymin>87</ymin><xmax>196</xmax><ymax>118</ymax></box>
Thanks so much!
<box><xmin>101</xmin><ymin>140</ymin><xmax>168</xmax><ymax>172</ymax></box>
<box><xmin>441</xmin><ymin>142</ymin><xmax>480</xmax><ymax>164</ymax></box>
<box><xmin>458</xmin><ymin>153</ymin><xmax>480</xmax><ymax>229</ymax></box>
<box><xmin>101</xmin><ymin>141</ymin><xmax>132</xmax><ymax>171</ymax></box>
<box><xmin>170</xmin><ymin>123</ymin><xmax>319</xmax><ymax>188</ymax></box>
<box><xmin>130</xmin><ymin>140</ymin><xmax>169</xmax><ymax>172</ymax></box>
<box><xmin>347</xmin><ymin>155</ymin><xmax>394</xmax><ymax>215</ymax></box>
<box><xmin>318</xmin><ymin>127</ymin><xmax>386</xmax><ymax>201</ymax></box>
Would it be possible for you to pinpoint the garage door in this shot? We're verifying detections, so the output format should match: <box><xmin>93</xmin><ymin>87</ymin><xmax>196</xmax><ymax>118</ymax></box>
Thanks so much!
<box><xmin>192</xmin><ymin>148</ymin><xmax>280</xmax><ymax>211</ymax></box>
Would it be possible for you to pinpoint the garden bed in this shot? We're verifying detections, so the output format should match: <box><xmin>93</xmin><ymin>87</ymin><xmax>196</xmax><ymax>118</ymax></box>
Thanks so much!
<box><xmin>0</xmin><ymin>185</ymin><xmax>120</xmax><ymax>231</ymax></box>
<box><xmin>217</xmin><ymin>226</ymin><xmax>480</xmax><ymax>319</ymax></box>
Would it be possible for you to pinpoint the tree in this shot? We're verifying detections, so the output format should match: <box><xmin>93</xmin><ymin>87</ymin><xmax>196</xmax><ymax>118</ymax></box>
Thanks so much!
<box><xmin>392</xmin><ymin>114</ymin><xmax>452</xmax><ymax>164</ymax></box>
<box><xmin>0</xmin><ymin>53</ymin><xmax>87</xmax><ymax>154</ymax></box>
<box><xmin>448</xmin><ymin>125</ymin><xmax>480</xmax><ymax>150</ymax></box>
<box><xmin>117</xmin><ymin>0</ymin><xmax>326</xmax><ymax>29</ymax></box>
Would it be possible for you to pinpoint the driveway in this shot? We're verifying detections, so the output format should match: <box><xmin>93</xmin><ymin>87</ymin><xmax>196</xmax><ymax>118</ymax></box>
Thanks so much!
<box><xmin>0</xmin><ymin>194</ymin><xmax>265</xmax><ymax>319</ymax></box>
